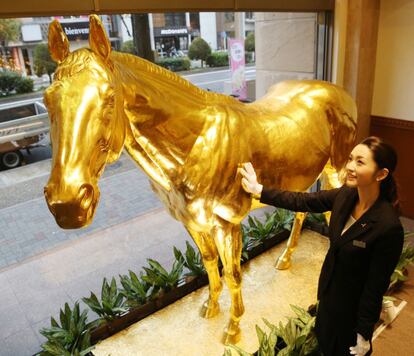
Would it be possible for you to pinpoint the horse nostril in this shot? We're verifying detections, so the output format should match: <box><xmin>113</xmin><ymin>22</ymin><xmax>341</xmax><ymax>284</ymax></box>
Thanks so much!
<box><xmin>43</xmin><ymin>186</ymin><xmax>49</xmax><ymax>199</ymax></box>
<box><xmin>44</xmin><ymin>186</ymin><xmax>56</xmax><ymax>214</ymax></box>
<box><xmin>78</xmin><ymin>184</ymin><xmax>94</xmax><ymax>210</ymax></box>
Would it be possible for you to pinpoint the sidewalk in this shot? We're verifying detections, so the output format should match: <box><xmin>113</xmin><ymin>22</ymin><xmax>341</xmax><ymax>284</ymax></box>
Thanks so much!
<box><xmin>0</xmin><ymin>161</ymin><xmax>162</xmax><ymax>270</ymax></box>
<box><xmin>0</xmin><ymin>205</ymin><xmax>192</xmax><ymax>356</ymax></box>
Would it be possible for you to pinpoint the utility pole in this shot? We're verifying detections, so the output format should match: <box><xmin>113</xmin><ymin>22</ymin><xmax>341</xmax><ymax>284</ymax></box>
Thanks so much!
<box><xmin>131</xmin><ymin>14</ymin><xmax>154</xmax><ymax>62</ymax></box>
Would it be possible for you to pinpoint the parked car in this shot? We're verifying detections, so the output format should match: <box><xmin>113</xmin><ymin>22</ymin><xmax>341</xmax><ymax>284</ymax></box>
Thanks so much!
<box><xmin>0</xmin><ymin>99</ymin><xmax>49</xmax><ymax>170</ymax></box>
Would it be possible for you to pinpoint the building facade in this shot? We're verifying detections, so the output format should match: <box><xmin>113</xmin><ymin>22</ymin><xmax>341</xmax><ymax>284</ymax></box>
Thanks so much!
<box><xmin>2</xmin><ymin>15</ymin><xmax>122</xmax><ymax>76</ymax></box>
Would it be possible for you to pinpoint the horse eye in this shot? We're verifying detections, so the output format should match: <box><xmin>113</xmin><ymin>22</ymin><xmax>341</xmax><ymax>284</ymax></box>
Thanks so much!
<box><xmin>105</xmin><ymin>94</ymin><xmax>115</xmax><ymax>106</ymax></box>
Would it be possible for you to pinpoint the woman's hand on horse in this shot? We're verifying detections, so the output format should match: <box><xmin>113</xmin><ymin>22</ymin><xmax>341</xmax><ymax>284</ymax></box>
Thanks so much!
<box><xmin>239</xmin><ymin>162</ymin><xmax>263</xmax><ymax>196</ymax></box>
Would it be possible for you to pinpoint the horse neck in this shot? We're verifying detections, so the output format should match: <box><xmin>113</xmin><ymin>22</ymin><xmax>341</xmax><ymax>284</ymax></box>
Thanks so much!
<box><xmin>112</xmin><ymin>52</ymin><xmax>229</xmax><ymax>185</ymax></box>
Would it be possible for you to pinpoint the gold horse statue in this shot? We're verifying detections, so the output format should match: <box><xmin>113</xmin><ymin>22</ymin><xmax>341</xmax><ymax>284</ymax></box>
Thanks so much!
<box><xmin>43</xmin><ymin>15</ymin><xmax>357</xmax><ymax>344</ymax></box>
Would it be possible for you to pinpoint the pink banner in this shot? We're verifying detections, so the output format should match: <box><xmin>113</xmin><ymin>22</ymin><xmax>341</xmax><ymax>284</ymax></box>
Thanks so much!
<box><xmin>228</xmin><ymin>38</ymin><xmax>247</xmax><ymax>100</ymax></box>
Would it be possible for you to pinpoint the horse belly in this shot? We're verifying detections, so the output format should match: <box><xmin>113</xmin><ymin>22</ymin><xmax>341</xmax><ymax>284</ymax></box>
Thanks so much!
<box><xmin>149</xmin><ymin>181</ymin><xmax>215</xmax><ymax>232</ymax></box>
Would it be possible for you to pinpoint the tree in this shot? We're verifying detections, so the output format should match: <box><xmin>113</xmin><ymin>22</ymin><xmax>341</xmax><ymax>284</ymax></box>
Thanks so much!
<box><xmin>245</xmin><ymin>32</ymin><xmax>255</xmax><ymax>52</ymax></box>
<box><xmin>33</xmin><ymin>43</ymin><xmax>56</xmax><ymax>83</ymax></box>
<box><xmin>188</xmin><ymin>38</ymin><xmax>211</xmax><ymax>68</ymax></box>
<box><xmin>131</xmin><ymin>14</ymin><xmax>154</xmax><ymax>61</ymax></box>
<box><xmin>120</xmin><ymin>40</ymin><xmax>136</xmax><ymax>55</ymax></box>
<box><xmin>0</xmin><ymin>19</ymin><xmax>20</xmax><ymax>45</ymax></box>
<box><xmin>0</xmin><ymin>19</ymin><xmax>20</xmax><ymax>69</ymax></box>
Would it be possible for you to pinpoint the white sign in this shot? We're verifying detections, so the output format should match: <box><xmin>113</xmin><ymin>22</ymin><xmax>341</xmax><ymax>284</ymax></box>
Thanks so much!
<box><xmin>21</xmin><ymin>25</ymin><xmax>42</xmax><ymax>42</ymax></box>
<box><xmin>160</xmin><ymin>28</ymin><xmax>188</xmax><ymax>35</ymax></box>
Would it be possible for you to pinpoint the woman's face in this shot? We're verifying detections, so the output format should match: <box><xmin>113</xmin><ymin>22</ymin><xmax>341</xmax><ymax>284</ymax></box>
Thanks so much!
<box><xmin>345</xmin><ymin>144</ymin><xmax>384</xmax><ymax>188</ymax></box>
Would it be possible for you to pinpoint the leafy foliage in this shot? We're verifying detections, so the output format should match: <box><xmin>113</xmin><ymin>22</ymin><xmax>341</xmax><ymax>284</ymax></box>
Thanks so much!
<box><xmin>206</xmin><ymin>52</ymin><xmax>229</xmax><ymax>67</ymax></box>
<box><xmin>389</xmin><ymin>231</ymin><xmax>414</xmax><ymax>289</ymax></box>
<box><xmin>225</xmin><ymin>305</ymin><xmax>320</xmax><ymax>356</ymax></box>
<box><xmin>272</xmin><ymin>208</ymin><xmax>295</xmax><ymax>232</ymax></box>
<box><xmin>120</xmin><ymin>40</ymin><xmax>136</xmax><ymax>54</ymax></box>
<box><xmin>15</xmin><ymin>77</ymin><xmax>34</xmax><ymax>93</ymax></box>
<box><xmin>188</xmin><ymin>37</ymin><xmax>212</xmax><ymax>67</ymax></box>
<box><xmin>33</xmin><ymin>43</ymin><xmax>57</xmax><ymax>81</ymax></box>
<box><xmin>142</xmin><ymin>258</ymin><xmax>184</xmax><ymax>293</ymax></box>
<box><xmin>241</xmin><ymin>223</ymin><xmax>261</xmax><ymax>261</ymax></box>
<box><xmin>173</xmin><ymin>241</ymin><xmax>206</xmax><ymax>278</ymax></box>
<box><xmin>245</xmin><ymin>32</ymin><xmax>255</xmax><ymax>52</ymax></box>
<box><xmin>0</xmin><ymin>71</ymin><xmax>34</xmax><ymax>95</ymax></box>
<box><xmin>82</xmin><ymin>277</ymin><xmax>127</xmax><ymax>321</ymax></box>
<box><xmin>38</xmin><ymin>302</ymin><xmax>96</xmax><ymax>356</ymax></box>
<box><xmin>0</xmin><ymin>70</ymin><xmax>20</xmax><ymax>95</ymax></box>
<box><xmin>242</xmin><ymin>209</ymin><xmax>294</xmax><ymax>244</ymax></box>
<box><xmin>304</xmin><ymin>212</ymin><xmax>327</xmax><ymax>225</ymax></box>
<box><xmin>245</xmin><ymin>51</ymin><xmax>255</xmax><ymax>64</ymax></box>
<box><xmin>119</xmin><ymin>270</ymin><xmax>156</xmax><ymax>308</ymax></box>
<box><xmin>155</xmin><ymin>57</ymin><xmax>191</xmax><ymax>72</ymax></box>
<box><xmin>240</xmin><ymin>208</ymin><xmax>294</xmax><ymax>261</ymax></box>
<box><xmin>0</xmin><ymin>19</ymin><xmax>20</xmax><ymax>44</ymax></box>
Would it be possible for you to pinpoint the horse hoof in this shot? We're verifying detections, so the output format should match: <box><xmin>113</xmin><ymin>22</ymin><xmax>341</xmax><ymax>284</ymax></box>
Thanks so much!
<box><xmin>275</xmin><ymin>256</ymin><xmax>291</xmax><ymax>270</ymax></box>
<box><xmin>200</xmin><ymin>300</ymin><xmax>220</xmax><ymax>318</ymax></box>
<box><xmin>222</xmin><ymin>322</ymin><xmax>241</xmax><ymax>345</ymax></box>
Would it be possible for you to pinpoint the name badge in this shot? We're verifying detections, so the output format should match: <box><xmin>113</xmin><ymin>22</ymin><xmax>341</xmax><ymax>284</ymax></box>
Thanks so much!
<box><xmin>353</xmin><ymin>240</ymin><xmax>366</xmax><ymax>248</ymax></box>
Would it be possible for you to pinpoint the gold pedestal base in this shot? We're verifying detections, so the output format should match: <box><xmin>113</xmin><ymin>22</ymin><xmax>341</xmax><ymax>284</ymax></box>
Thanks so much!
<box><xmin>93</xmin><ymin>230</ymin><xmax>328</xmax><ymax>356</ymax></box>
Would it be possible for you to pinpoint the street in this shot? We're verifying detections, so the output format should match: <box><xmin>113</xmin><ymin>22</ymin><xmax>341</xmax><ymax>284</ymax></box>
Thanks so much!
<box><xmin>0</xmin><ymin>66</ymin><xmax>256</xmax><ymax>171</ymax></box>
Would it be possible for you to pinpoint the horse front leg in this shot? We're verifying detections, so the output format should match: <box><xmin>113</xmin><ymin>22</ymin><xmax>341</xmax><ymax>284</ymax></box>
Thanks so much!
<box><xmin>275</xmin><ymin>211</ymin><xmax>307</xmax><ymax>270</ymax></box>
<box><xmin>213</xmin><ymin>221</ymin><xmax>244</xmax><ymax>344</ymax></box>
<box><xmin>186</xmin><ymin>228</ymin><xmax>222</xmax><ymax>318</ymax></box>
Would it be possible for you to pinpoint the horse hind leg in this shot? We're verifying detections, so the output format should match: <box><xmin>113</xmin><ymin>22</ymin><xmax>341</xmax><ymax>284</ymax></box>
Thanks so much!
<box><xmin>275</xmin><ymin>159</ymin><xmax>342</xmax><ymax>270</ymax></box>
<box><xmin>212</xmin><ymin>220</ymin><xmax>244</xmax><ymax>344</ymax></box>
<box><xmin>319</xmin><ymin>159</ymin><xmax>344</xmax><ymax>223</ymax></box>
<box><xmin>275</xmin><ymin>211</ymin><xmax>307</xmax><ymax>270</ymax></box>
<box><xmin>186</xmin><ymin>227</ymin><xmax>222</xmax><ymax>318</ymax></box>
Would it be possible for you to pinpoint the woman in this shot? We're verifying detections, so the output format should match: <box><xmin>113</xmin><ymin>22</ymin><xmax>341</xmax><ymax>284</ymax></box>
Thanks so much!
<box><xmin>239</xmin><ymin>136</ymin><xmax>404</xmax><ymax>356</ymax></box>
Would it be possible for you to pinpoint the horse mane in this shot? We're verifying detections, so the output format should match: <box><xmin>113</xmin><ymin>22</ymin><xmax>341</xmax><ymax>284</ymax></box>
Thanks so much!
<box><xmin>53</xmin><ymin>49</ymin><xmax>106</xmax><ymax>80</ymax></box>
<box><xmin>111</xmin><ymin>51</ymin><xmax>236</xmax><ymax>105</ymax></box>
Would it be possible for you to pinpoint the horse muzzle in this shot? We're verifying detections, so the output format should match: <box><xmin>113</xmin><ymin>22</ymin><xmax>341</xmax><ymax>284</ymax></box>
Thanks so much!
<box><xmin>44</xmin><ymin>183</ymin><xmax>98</xmax><ymax>229</ymax></box>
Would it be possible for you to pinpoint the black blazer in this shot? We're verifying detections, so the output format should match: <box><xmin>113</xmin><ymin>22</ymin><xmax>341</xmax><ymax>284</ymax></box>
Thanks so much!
<box><xmin>260</xmin><ymin>185</ymin><xmax>404</xmax><ymax>342</ymax></box>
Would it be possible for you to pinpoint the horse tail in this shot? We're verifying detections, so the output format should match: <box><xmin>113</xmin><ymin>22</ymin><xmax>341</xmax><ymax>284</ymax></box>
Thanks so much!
<box><xmin>325</xmin><ymin>85</ymin><xmax>358</xmax><ymax>172</ymax></box>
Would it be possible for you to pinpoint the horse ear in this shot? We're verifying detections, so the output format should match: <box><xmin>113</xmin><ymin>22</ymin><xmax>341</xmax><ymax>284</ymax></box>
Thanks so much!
<box><xmin>48</xmin><ymin>20</ymin><xmax>70</xmax><ymax>63</ymax></box>
<box><xmin>89</xmin><ymin>14</ymin><xmax>111</xmax><ymax>60</ymax></box>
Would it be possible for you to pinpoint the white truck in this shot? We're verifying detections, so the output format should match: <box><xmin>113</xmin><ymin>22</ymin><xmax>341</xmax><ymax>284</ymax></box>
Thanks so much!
<box><xmin>0</xmin><ymin>99</ymin><xmax>49</xmax><ymax>170</ymax></box>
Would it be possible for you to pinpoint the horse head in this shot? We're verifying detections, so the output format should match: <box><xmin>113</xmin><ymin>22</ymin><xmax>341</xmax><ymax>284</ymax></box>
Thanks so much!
<box><xmin>44</xmin><ymin>15</ymin><xmax>126</xmax><ymax>229</ymax></box>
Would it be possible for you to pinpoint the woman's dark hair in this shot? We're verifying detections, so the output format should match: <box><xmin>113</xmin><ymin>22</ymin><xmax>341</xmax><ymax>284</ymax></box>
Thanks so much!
<box><xmin>360</xmin><ymin>136</ymin><xmax>399</xmax><ymax>210</ymax></box>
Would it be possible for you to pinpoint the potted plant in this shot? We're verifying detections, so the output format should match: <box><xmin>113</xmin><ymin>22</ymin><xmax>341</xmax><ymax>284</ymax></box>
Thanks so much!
<box><xmin>173</xmin><ymin>241</ymin><xmax>207</xmax><ymax>288</ymax></box>
<box><xmin>225</xmin><ymin>304</ymin><xmax>321</xmax><ymax>356</ymax></box>
<box><xmin>241</xmin><ymin>208</ymin><xmax>294</xmax><ymax>258</ymax></box>
<box><xmin>304</xmin><ymin>212</ymin><xmax>328</xmax><ymax>236</ymax></box>
<box><xmin>37</xmin><ymin>302</ymin><xmax>96</xmax><ymax>356</ymax></box>
<box><xmin>82</xmin><ymin>277</ymin><xmax>128</xmax><ymax>339</ymax></box>
<box><xmin>387</xmin><ymin>231</ymin><xmax>414</xmax><ymax>293</ymax></box>
<box><xmin>141</xmin><ymin>258</ymin><xmax>185</xmax><ymax>308</ymax></box>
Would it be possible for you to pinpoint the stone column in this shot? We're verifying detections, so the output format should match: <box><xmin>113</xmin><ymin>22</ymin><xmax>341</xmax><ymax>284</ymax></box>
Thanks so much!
<box><xmin>185</xmin><ymin>12</ymin><xmax>191</xmax><ymax>47</ymax></box>
<box><xmin>148</xmin><ymin>14</ymin><xmax>155</xmax><ymax>51</ymax></box>
<box><xmin>234</xmin><ymin>12</ymin><xmax>245</xmax><ymax>40</ymax></box>
<box><xmin>255</xmin><ymin>13</ymin><xmax>317</xmax><ymax>99</ymax></box>
<box><xmin>342</xmin><ymin>0</ymin><xmax>380</xmax><ymax>142</ymax></box>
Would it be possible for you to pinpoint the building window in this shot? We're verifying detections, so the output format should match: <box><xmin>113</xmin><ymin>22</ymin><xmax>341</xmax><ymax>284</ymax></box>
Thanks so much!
<box><xmin>164</xmin><ymin>13</ymin><xmax>186</xmax><ymax>27</ymax></box>
<box><xmin>245</xmin><ymin>12</ymin><xmax>254</xmax><ymax>20</ymax></box>
<box><xmin>224</xmin><ymin>12</ymin><xmax>235</xmax><ymax>22</ymax></box>
<box><xmin>189</xmin><ymin>13</ymin><xmax>200</xmax><ymax>30</ymax></box>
